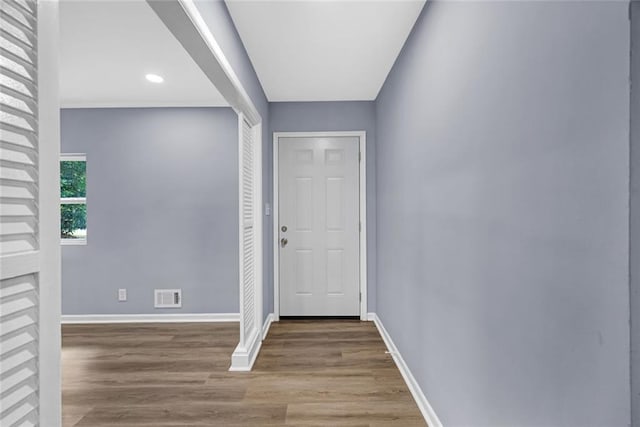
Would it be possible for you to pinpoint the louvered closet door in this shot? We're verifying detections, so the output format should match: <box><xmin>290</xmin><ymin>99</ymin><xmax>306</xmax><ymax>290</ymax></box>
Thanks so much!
<box><xmin>239</xmin><ymin>117</ymin><xmax>257</xmax><ymax>344</ymax></box>
<box><xmin>0</xmin><ymin>1</ymin><xmax>41</xmax><ymax>426</ymax></box>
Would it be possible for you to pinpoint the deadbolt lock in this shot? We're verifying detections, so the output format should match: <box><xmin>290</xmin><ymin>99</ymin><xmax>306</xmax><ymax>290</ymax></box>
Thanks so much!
<box><xmin>281</xmin><ymin>225</ymin><xmax>288</xmax><ymax>232</ymax></box>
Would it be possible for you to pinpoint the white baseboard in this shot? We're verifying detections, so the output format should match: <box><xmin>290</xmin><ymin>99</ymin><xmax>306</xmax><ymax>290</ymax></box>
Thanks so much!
<box><xmin>61</xmin><ymin>313</ymin><xmax>240</xmax><ymax>324</ymax></box>
<box><xmin>368</xmin><ymin>312</ymin><xmax>443</xmax><ymax>427</ymax></box>
<box><xmin>229</xmin><ymin>314</ymin><xmax>274</xmax><ymax>372</ymax></box>
<box><xmin>262</xmin><ymin>313</ymin><xmax>275</xmax><ymax>340</ymax></box>
<box><xmin>229</xmin><ymin>327</ymin><xmax>261</xmax><ymax>372</ymax></box>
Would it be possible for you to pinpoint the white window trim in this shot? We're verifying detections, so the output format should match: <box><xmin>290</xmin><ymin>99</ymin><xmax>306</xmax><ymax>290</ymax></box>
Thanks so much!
<box><xmin>60</xmin><ymin>197</ymin><xmax>86</xmax><ymax>205</ymax></box>
<box><xmin>60</xmin><ymin>153</ymin><xmax>87</xmax><ymax>245</ymax></box>
<box><xmin>60</xmin><ymin>153</ymin><xmax>85</xmax><ymax>162</ymax></box>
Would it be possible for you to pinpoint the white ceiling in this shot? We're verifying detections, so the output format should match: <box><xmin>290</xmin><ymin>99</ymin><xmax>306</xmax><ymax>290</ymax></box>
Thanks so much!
<box><xmin>60</xmin><ymin>0</ymin><xmax>228</xmax><ymax>108</ymax></box>
<box><xmin>225</xmin><ymin>0</ymin><xmax>425</xmax><ymax>102</ymax></box>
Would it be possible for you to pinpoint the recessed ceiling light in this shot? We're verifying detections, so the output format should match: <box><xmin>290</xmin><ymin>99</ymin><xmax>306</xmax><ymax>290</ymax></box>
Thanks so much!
<box><xmin>145</xmin><ymin>73</ymin><xmax>164</xmax><ymax>83</ymax></box>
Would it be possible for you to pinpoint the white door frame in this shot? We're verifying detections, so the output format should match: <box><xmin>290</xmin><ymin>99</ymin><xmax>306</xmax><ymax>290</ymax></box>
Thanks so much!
<box><xmin>39</xmin><ymin>1</ymin><xmax>62</xmax><ymax>424</ymax></box>
<box><xmin>273</xmin><ymin>131</ymin><xmax>367</xmax><ymax>321</ymax></box>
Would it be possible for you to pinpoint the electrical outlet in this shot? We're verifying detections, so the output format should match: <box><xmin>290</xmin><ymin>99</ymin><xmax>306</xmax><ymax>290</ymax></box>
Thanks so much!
<box><xmin>118</xmin><ymin>288</ymin><xmax>127</xmax><ymax>302</ymax></box>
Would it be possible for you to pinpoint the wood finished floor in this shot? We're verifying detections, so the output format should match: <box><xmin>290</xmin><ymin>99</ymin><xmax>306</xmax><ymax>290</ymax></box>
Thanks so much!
<box><xmin>62</xmin><ymin>320</ymin><xmax>426</xmax><ymax>426</ymax></box>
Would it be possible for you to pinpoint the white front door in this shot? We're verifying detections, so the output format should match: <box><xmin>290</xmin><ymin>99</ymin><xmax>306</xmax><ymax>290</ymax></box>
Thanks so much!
<box><xmin>278</xmin><ymin>136</ymin><xmax>360</xmax><ymax>316</ymax></box>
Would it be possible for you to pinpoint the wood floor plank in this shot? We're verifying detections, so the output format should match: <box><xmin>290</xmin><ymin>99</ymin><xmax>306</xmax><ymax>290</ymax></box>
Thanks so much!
<box><xmin>285</xmin><ymin>401</ymin><xmax>425</xmax><ymax>426</ymax></box>
<box><xmin>74</xmin><ymin>403</ymin><xmax>288</xmax><ymax>426</ymax></box>
<box><xmin>62</xmin><ymin>320</ymin><xmax>426</xmax><ymax>426</ymax></box>
<box><xmin>244</xmin><ymin>375</ymin><xmax>412</xmax><ymax>403</ymax></box>
<box><xmin>62</xmin><ymin>404</ymin><xmax>93</xmax><ymax>427</ymax></box>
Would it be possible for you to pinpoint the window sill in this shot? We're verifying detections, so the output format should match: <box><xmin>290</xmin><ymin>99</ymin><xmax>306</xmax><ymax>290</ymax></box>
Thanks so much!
<box><xmin>61</xmin><ymin>239</ymin><xmax>87</xmax><ymax>246</ymax></box>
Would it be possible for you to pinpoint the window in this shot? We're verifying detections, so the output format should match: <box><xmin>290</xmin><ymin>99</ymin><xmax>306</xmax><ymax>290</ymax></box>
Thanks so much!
<box><xmin>60</xmin><ymin>154</ymin><xmax>87</xmax><ymax>244</ymax></box>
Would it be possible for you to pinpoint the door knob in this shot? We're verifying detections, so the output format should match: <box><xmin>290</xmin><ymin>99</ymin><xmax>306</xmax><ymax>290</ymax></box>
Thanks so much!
<box><xmin>280</xmin><ymin>238</ymin><xmax>288</xmax><ymax>248</ymax></box>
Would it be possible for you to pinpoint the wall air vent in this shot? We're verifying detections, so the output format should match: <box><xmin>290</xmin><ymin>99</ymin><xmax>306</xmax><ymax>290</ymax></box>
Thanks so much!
<box><xmin>154</xmin><ymin>289</ymin><xmax>182</xmax><ymax>308</ymax></box>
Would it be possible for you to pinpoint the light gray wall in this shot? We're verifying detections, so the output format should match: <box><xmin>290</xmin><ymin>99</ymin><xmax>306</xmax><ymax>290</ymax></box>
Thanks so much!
<box><xmin>376</xmin><ymin>2</ymin><xmax>630</xmax><ymax>426</ymax></box>
<box><xmin>61</xmin><ymin>107</ymin><xmax>239</xmax><ymax>315</ymax></box>
<box><xmin>269</xmin><ymin>101</ymin><xmax>377</xmax><ymax>311</ymax></box>
<box><xmin>631</xmin><ymin>2</ymin><xmax>640</xmax><ymax>425</ymax></box>
<box><xmin>193</xmin><ymin>0</ymin><xmax>273</xmax><ymax>321</ymax></box>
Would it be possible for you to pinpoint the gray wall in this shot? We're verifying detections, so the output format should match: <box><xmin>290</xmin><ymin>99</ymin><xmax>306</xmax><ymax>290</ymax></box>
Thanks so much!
<box><xmin>375</xmin><ymin>2</ymin><xmax>630</xmax><ymax>426</ymax></box>
<box><xmin>61</xmin><ymin>107</ymin><xmax>239</xmax><ymax>315</ymax></box>
<box><xmin>269</xmin><ymin>101</ymin><xmax>377</xmax><ymax>311</ymax></box>
<box><xmin>194</xmin><ymin>0</ymin><xmax>273</xmax><ymax>321</ymax></box>
<box><xmin>631</xmin><ymin>2</ymin><xmax>640</xmax><ymax>425</ymax></box>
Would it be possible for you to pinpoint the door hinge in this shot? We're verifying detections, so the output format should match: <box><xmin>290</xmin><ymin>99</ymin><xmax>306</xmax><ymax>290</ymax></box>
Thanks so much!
<box><xmin>358</xmin><ymin>151</ymin><xmax>361</xmax><ymax>162</ymax></box>
<box><xmin>359</xmin><ymin>292</ymin><xmax>362</xmax><ymax>302</ymax></box>
<box><xmin>359</xmin><ymin>221</ymin><xmax>361</xmax><ymax>232</ymax></box>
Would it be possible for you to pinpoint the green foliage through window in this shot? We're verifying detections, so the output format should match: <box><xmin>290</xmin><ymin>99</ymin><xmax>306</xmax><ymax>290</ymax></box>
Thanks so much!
<box><xmin>60</xmin><ymin>158</ymin><xmax>87</xmax><ymax>240</ymax></box>
<box><xmin>61</xmin><ymin>160</ymin><xmax>86</xmax><ymax>197</ymax></box>
<box><xmin>61</xmin><ymin>204</ymin><xmax>86</xmax><ymax>238</ymax></box>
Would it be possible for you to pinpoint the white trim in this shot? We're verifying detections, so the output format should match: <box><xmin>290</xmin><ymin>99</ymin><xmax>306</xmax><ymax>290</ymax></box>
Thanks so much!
<box><xmin>262</xmin><ymin>313</ymin><xmax>275</xmax><ymax>340</ymax></box>
<box><xmin>60</xmin><ymin>153</ymin><xmax>86</xmax><ymax>162</ymax></box>
<box><xmin>38</xmin><ymin>1</ymin><xmax>62</xmax><ymax>425</ymax></box>
<box><xmin>359</xmin><ymin>133</ymin><xmax>368</xmax><ymax>320</ymax></box>
<box><xmin>61</xmin><ymin>239</ymin><xmax>87</xmax><ymax>246</ymax></box>
<box><xmin>60</xmin><ymin>197</ymin><xmax>86</xmax><ymax>205</ymax></box>
<box><xmin>229</xmin><ymin>328</ymin><xmax>262</xmax><ymax>371</ymax></box>
<box><xmin>61</xmin><ymin>313</ymin><xmax>240</xmax><ymax>324</ymax></box>
<box><xmin>368</xmin><ymin>313</ymin><xmax>443</xmax><ymax>427</ymax></box>
<box><xmin>272</xmin><ymin>139</ymin><xmax>280</xmax><ymax>321</ymax></box>
<box><xmin>272</xmin><ymin>131</ymin><xmax>368</xmax><ymax>320</ymax></box>
<box><xmin>60</xmin><ymin>101</ymin><xmax>229</xmax><ymax>109</ymax></box>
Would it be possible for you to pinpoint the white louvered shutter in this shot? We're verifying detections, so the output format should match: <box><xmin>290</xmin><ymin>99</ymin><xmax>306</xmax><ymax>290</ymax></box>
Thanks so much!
<box><xmin>240</xmin><ymin>117</ymin><xmax>257</xmax><ymax>343</ymax></box>
<box><xmin>0</xmin><ymin>0</ymin><xmax>40</xmax><ymax>426</ymax></box>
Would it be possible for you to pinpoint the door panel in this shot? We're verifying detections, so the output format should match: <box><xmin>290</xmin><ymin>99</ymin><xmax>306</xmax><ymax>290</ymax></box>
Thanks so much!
<box><xmin>279</xmin><ymin>136</ymin><xmax>359</xmax><ymax>316</ymax></box>
<box><xmin>295</xmin><ymin>177</ymin><xmax>313</xmax><ymax>230</ymax></box>
<box><xmin>0</xmin><ymin>0</ymin><xmax>41</xmax><ymax>423</ymax></box>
